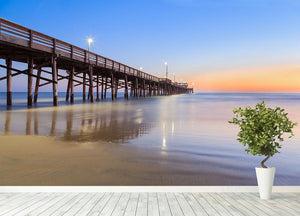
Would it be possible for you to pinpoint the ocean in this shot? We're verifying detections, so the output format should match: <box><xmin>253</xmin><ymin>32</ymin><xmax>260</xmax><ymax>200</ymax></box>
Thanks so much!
<box><xmin>0</xmin><ymin>92</ymin><xmax>299</xmax><ymax>185</ymax></box>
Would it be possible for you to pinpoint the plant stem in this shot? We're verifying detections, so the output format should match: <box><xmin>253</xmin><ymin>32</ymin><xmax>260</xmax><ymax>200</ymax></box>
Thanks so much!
<box><xmin>261</xmin><ymin>155</ymin><xmax>270</xmax><ymax>168</ymax></box>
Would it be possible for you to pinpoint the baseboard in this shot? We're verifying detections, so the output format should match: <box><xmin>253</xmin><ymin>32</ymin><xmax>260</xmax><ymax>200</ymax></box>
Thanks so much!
<box><xmin>0</xmin><ymin>186</ymin><xmax>299</xmax><ymax>193</ymax></box>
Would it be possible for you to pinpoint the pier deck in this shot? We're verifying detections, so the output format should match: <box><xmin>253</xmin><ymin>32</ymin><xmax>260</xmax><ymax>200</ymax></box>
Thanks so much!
<box><xmin>0</xmin><ymin>18</ymin><xmax>193</xmax><ymax>107</ymax></box>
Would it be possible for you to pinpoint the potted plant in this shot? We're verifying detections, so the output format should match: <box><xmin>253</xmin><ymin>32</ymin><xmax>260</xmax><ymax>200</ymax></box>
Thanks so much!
<box><xmin>229</xmin><ymin>101</ymin><xmax>296</xmax><ymax>199</ymax></box>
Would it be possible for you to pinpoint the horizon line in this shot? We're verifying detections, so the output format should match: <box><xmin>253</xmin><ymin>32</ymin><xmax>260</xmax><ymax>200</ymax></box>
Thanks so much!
<box><xmin>1</xmin><ymin>91</ymin><xmax>300</xmax><ymax>94</ymax></box>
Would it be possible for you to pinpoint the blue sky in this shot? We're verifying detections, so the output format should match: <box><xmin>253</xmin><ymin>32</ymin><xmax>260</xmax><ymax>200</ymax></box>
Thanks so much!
<box><xmin>1</xmin><ymin>0</ymin><xmax>300</xmax><ymax>91</ymax></box>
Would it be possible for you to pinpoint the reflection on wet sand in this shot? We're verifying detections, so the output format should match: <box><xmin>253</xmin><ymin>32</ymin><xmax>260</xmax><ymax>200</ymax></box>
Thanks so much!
<box><xmin>1</xmin><ymin>93</ymin><xmax>300</xmax><ymax>185</ymax></box>
<box><xmin>1</xmin><ymin>104</ymin><xmax>152</xmax><ymax>143</ymax></box>
<box><xmin>0</xmin><ymin>135</ymin><xmax>253</xmax><ymax>186</ymax></box>
<box><xmin>4</xmin><ymin>112</ymin><xmax>10</xmax><ymax>135</ymax></box>
<box><xmin>0</xmin><ymin>101</ymin><xmax>254</xmax><ymax>186</ymax></box>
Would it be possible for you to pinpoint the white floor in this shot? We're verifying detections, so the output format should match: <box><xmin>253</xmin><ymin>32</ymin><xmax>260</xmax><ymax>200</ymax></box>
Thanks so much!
<box><xmin>0</xmin><ymin>192</ymin><xmax>299</xmax><ymax>216</ymax></box>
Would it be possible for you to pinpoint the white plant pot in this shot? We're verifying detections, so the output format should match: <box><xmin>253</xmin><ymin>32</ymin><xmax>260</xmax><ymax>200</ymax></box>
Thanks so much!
<box><xmin>255</xmin><ymin>167</ymin><xmax>276</xmax><ymax>200</ymax></box>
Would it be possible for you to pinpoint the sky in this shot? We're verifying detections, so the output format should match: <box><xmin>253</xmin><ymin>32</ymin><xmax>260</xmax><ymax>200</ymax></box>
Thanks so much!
<box><xmin>1</xmin><ymin>0</ymin><xmax>300</xmax><ymax>92</ymax></box>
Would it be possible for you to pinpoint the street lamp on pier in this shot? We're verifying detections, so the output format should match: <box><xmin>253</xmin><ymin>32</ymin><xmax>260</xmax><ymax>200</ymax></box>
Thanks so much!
<box><xmin>164</xmin><ymin>62</ymin><xmax>168</xmax><ymax>80</ymax></box>
<box><xmin>87</xmin><ymin>38</ymin><xmax>93</xmax><ymax>51</ymax></box>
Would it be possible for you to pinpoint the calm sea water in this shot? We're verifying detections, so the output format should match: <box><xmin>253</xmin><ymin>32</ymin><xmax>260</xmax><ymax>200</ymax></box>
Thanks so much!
<box><xmin>0</xmin><ymin>92</ymin><xmax>300</xmax><ymax>185</ymax></box>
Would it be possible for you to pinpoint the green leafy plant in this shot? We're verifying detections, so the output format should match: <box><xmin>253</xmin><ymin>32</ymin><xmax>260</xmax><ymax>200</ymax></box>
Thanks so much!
<box><xmin>229</xmin><ymin>101</ymin><xmax>297</xmax><ymax>168</ymax></box>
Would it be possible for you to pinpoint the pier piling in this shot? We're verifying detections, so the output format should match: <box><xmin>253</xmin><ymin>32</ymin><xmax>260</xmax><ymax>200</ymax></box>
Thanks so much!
<box><xmin>96</xmin><ymin>74</ymin><xmax>100</xmax><ymax>101</ymax></box>
<box><xmin>66</xmin><ymin>71</ymin><xmax>71</xmax><ymax>102</ymax></box>
<box><xmin>124</xmin><ymin>75</ymin><xmax>128</xmax><ymax>99</ymax></box>
<box><xmin>101</xmin><ymin>76</ymin><xmax>104</xmax><ymax>100</ymax></box>
<box><xmin>70</xmin><ymin>66</ymin><xmax>74</xmax><ymax>103</ymax></box>
<box><xmin>83</xmin><ymin>71</ymin><xmax>86</xmax><ymax>101</ymax></box>
<box><xmin>111</xmin><ymin>72</ymin><xmax>115</xmax><ymax>101</ymax></box>
<box><xmin>27</xmin><ymin>57</ymin><xmax>33</xmax><ymax>106</ymax></box>
<box><xmin>89</xmin><ymin>65</ymin><xmax>94</xmax><ymax>103</ymax></box>
<box><xmin>6</xmin><ymin>58</ymin><xmax>12</xmax><ymax>106</ymax></box>
<box><xmin>33</xmin><ymin>68</ymin><xmax>41</xmax><ymax>103</ymax></box>
<box><xmin>51</xmin><ymin>56</ymin><xmax>58</xmax><ymax>106</ymax></box>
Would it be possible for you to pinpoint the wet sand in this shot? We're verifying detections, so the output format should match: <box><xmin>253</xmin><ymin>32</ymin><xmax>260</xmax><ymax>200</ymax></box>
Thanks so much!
<box><xmin>0</xmin><ymin>135</ymin><xmax>252</xmax><ymax>186</ymax></box>
<box><xmin>1</xmin><ymin>93</ymin><xmax>300</xmax><ymax>185</ymax></box>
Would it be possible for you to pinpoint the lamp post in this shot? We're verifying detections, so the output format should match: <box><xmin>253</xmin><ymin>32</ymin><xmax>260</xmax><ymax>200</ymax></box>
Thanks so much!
<box><xmin>87</xmin><ymin>38</ymin><xmax>93</xmax><ymax>101</ymax></box>
<box><xmin>87</xmin><ymin>38</ymin><xmax>93</xmax><ymax>51</ymax></box>
<box><xmin>164</xmin><ymin>62</ymin><xmax>168</xmax><ymax>80</ymax></box>
<box><xmin>173</xmin><ymin>73</ymin><xmax>175</xmax><ymax>83</ymax></box>
<box><xmin>87</xmin><ymin>38</ymin><xmax>93</xmax><ymax>63</ymax></box>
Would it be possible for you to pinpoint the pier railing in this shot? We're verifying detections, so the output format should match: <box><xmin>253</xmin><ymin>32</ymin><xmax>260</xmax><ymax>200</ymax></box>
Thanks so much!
<box><xmin>0</xmin><ymin>18</ymin><xmax>160</xmax><ymax>82</ymax></box>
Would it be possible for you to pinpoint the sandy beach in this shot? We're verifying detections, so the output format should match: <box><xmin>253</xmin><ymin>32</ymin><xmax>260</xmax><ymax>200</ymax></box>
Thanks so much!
<box><xmin>0</xmin><ymin>93</ymin><xmax>300</xmax><ymax>185</ymax></box>
<box><xmin>0</xmin><ymin>135</ymin><xmax>252</xmax><ymax>186</ymax></box>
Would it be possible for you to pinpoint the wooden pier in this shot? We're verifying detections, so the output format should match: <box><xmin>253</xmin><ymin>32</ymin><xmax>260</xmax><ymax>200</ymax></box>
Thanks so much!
<box><xmin>0</xmin><ymin>18</ymin><xmax>193</xmax><ymax>107</ymax></box>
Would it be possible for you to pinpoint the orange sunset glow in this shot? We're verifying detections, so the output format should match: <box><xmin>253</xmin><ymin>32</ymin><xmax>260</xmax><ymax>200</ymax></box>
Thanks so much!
<box><xmin>186</xmin><ymin>65</ymin><xmax>300</xmax><ymax>92</ymax></box>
